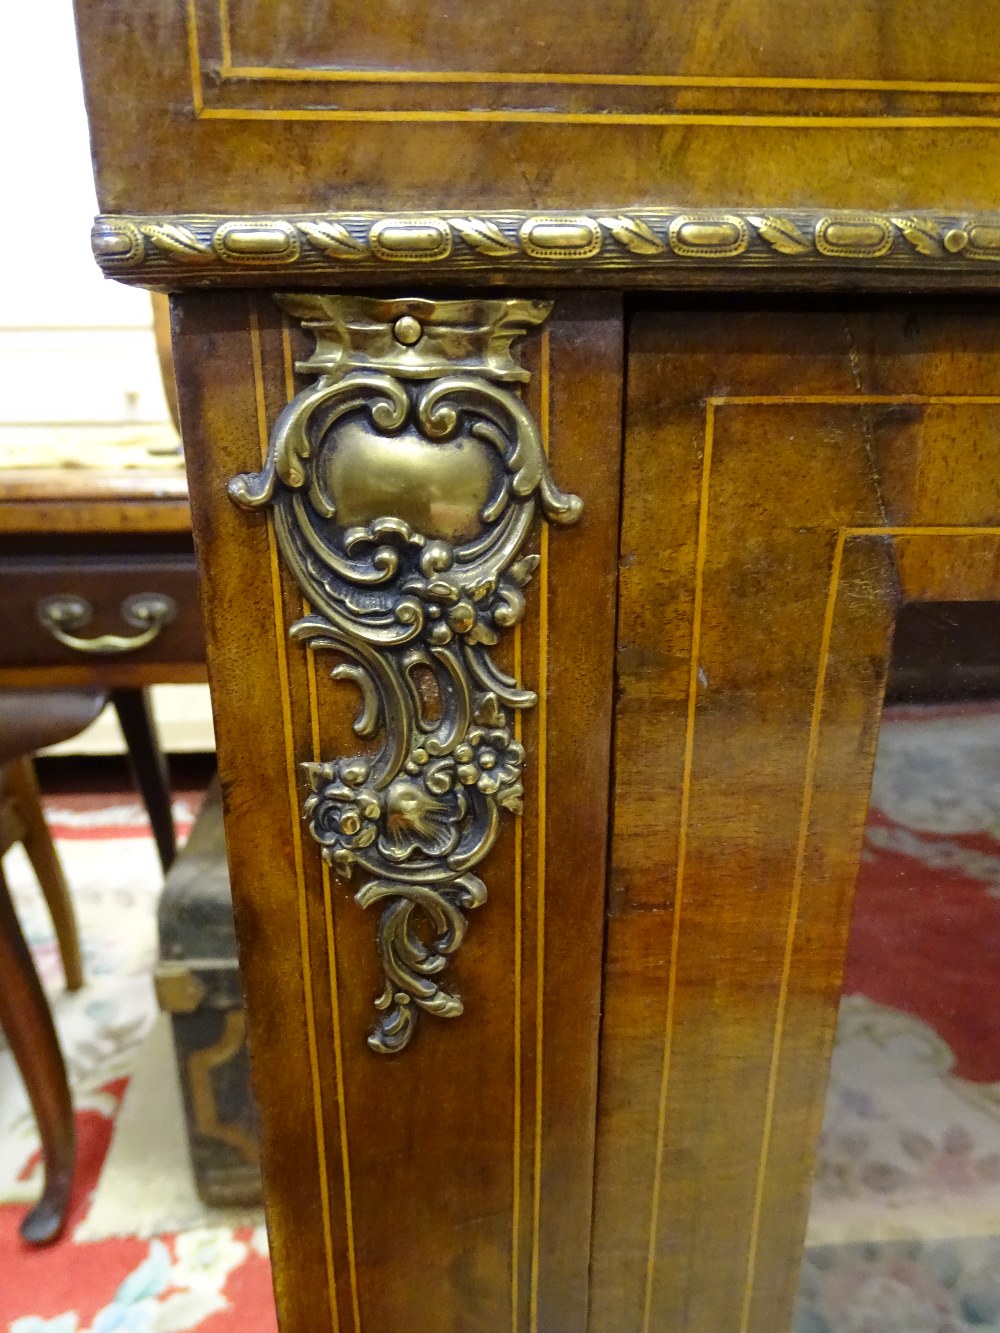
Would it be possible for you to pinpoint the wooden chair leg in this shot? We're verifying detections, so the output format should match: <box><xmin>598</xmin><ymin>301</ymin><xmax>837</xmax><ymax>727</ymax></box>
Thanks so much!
<box><xmin>111</xmin><ymin>687</ymin><xmax>177</xmax><ymax>871</ymax></box>
<box><xmin>0</xmin><ymin>861</ymin><xmax>76</xmax><ymax>1244</ymax></box>
<box><xmin>5</xmin><ymin>758</ymin><xmax>84</xmax><ymax>992</ymax></box>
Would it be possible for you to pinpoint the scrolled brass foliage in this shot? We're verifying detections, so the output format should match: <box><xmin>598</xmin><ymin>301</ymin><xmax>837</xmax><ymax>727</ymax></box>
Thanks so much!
<box><xmin>448</xmin><ymin>216</ymin><xmax>519</xmax><ymax>256</ymax></box>
<box><xmin>139</xmin><ymin>222</ymin><xmax>213</xmax><ymax>261</ymax></box>
<box><xmin>597</xmin><ymin>214</ymin><xmax>666</xmax><ymax>255</ymax></box>
<box><xmin>746</xmin><ymin>214</ymin><xmax>812</xmax><ymax>255</ymax></box>
<box><xmin>229</xmin><ymin>295</ymin><xmax>581</xmax><ymax>1053</ymax></box>
<box><xmin>297</xmin><ymin>220</ymin><xmax>367</xmax><ymax>258</ymax></box>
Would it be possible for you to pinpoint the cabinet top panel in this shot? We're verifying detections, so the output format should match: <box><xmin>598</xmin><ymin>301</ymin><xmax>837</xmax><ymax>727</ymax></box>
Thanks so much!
<box><xmin>191</xmin><ymin>0</ymin><xmax>993</xmax><ymax>86</ymax></box>
<box><xmin>75</xmin><ymin>0</ymin><xmax>1000</xmax><ymax>215</ymax></box>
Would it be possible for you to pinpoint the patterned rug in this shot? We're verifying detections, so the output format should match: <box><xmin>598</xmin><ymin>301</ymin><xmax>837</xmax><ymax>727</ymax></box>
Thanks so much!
<box><xmin>795</xmin><ymin>703</ymin><xmax>1000</xmax><ymax>1332</ymax></box>
<box><xmin>4</xmin><ymin>704</ymin><xmax>1000</xmax><ymax>1330</ymax></box>
<box><xmin>0</xmin><ymin>792</ymin><xmax>277</xmax><ymax>1333</ymax></box>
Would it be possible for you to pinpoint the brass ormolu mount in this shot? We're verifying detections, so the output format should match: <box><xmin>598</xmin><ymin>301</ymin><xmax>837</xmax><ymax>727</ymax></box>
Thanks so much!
<box><xmin>229</xmin><ymin>295</ymin><xmax>581</xmax><ymax>1053</ymax></box>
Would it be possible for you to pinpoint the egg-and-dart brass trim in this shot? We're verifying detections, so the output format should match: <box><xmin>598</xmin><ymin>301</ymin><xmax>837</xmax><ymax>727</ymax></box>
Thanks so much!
<box><xmin>92</xmin><ymin>209</ymin><xmax>1000</xmax><ymax>288</ymax></box>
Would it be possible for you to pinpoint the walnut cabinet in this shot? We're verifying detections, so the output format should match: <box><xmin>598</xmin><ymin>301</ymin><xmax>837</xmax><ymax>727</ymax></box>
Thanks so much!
<box><xmin>72</xmin><ymin>2</ymin><xmax>1000</xmax><ymax>1328</ymax></box>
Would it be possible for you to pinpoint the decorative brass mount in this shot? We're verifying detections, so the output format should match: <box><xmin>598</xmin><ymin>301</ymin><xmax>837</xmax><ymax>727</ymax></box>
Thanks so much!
<box><xmin>92</xmin><ymin>209</ymin><xmax>1000</xmax><ymax>288</ymax></box>
<box><xmin>228</xmin><ymin>295</ymin><xmax>580</xmax><ymax>1053</ymax></box>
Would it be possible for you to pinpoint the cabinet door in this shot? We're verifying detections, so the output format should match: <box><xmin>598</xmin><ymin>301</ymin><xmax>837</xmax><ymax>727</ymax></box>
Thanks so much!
<box><xmin>593</xmin><ymin>302</ymin><xmax>1000</xmax><ymax>1332</ymax></box>
<box><xmin>170</xmin><ymin>291</ymin><xmax>622</xmax><ymax>1333</ymax></box>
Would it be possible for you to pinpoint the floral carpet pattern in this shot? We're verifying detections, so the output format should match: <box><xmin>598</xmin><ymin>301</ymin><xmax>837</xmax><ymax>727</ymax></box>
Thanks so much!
<box><xmin>0</xmin><ymin>793</ymin><xmax>276</xmax><ymax>1332</ymax></box>
<box><xmin>808</xmin><ymin>997</ymin><xmax>1000</xmax><ymax>1243</ymax></box>
<box><xmin>797</xmin><ymin>1236</ymin><xmax>1000</xmax><ymax>1333</ymax></box>
<box><xmin>5</xmin><ymin>705</ymin><xmax>1000</xmax><ymax>1329</ymax></box>
<box><xmin>794</xmin><ymin>703</ymin><xmax>1000</xmax><ymax>1332</ymax></box>
<box><xmin>8</xmin><ymin>1227</ymin><xmax>273</xmax><ymax>1333</ymax></box>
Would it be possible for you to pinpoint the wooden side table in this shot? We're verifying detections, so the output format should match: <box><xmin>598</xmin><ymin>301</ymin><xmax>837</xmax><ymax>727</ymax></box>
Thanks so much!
<box><xmin>0</xmin><ymin>465</ymin><xmax>206</xmax><ymax>865</ymax></box>
<box><xmin>0</xmin><ymin>465</ymin><xmax>202</xmax><ymax>689</ymax></box>
<box><xmin>71</xmin><ymin>2</ymin><xmax>1000</xmax><ymax>1328</ymax></box>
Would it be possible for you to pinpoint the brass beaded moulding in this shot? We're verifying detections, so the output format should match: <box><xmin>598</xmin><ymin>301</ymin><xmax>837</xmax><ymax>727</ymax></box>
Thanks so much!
<box><xmin>229</xmin><ymin>295</ymin><xmax>580</xmax><ymax>1054</ymax></box>
<box><xmin>92</xmin><ymin>208</ymin><xmax>1000</xmax><ymax>285</ymax></box>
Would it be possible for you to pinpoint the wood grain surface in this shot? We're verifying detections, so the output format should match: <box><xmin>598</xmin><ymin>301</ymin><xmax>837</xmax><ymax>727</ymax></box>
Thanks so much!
<box><xmin>74</xmin><ymin>0</ymin><xmax>1000</xmax><ymax>215</ymax></box>
<box><xmin>590</xmin><ymin>301</ymin><xmax>1000</xmax><ymax>1332</ymax></box>
<box><xmin>0</xmin><ymin>471</ymin><xmax>189</xmax><ymax>534</ymax></box>
<box><xmin>172</xmin><ymin>289</ymin><xmax>622</xmax><ymax>1333</ymax></box>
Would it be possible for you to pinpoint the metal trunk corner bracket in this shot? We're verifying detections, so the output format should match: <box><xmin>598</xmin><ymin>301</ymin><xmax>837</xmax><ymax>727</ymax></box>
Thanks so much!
<box><xmin>228</xmin><ymin>295</ymin><xmax>581</xmax><ymax>1053</ymax></box>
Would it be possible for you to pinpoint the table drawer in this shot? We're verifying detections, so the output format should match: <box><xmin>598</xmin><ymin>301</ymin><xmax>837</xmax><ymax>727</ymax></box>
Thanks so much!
<box><xmin>0</xmin><ymin>555</ymin><xmax>204</xmax><ymax>667</ymax></box>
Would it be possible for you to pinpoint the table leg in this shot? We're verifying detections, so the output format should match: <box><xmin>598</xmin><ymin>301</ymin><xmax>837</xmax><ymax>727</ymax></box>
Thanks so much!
<box><xmin>112</xmin><ymin>687</ymin><xmax>177</xmax><ymax>871</ymax></box>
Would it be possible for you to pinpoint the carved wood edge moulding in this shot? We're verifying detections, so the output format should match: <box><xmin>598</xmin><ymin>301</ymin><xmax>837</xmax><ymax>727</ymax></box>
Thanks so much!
<box><xmin>93</xmin><ymin>208</ymin><xmax>1000</xmax><ymax>286</ymax></box>
<box><xmin>229</xmin><ymin>295</ymin><xmax>579</xmax><ymax>1053</ymax></box>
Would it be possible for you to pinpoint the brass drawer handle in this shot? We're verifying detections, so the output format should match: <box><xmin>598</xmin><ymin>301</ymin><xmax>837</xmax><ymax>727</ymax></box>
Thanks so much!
<box><xmin>36</xmin><ymin>592</ymin><xmax>178</xmax><ymax>655</ymax></box>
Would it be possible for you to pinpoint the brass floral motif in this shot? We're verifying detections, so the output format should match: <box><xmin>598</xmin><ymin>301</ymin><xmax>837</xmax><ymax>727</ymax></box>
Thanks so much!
<box><xmin>228</xmin><ymin>295</ymin><xmax>581</xmax><ymax>1053</ymax></box>
<box><xmin>93</xmin><ymin>208</ymin><xmax>1000</xmax><ymax>285</ymax></box>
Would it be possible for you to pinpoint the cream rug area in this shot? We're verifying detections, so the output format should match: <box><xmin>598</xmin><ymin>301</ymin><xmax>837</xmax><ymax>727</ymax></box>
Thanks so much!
<box><xmin>76</xmin><ymin>1013</ymin><xmax>263</xmax><ymax>1242</ymax></box>
<box><xmin>806</xmin><ymin>996</ymin><xmax>1000</xmax><ymax>1248</ymax></box>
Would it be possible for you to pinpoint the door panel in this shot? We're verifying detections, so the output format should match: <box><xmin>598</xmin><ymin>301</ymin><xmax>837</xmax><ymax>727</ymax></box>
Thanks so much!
<box><xmin>593</xmin><ymin>303</ymin><xmax>1000</xmax><ymax>1331</ymax></box>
